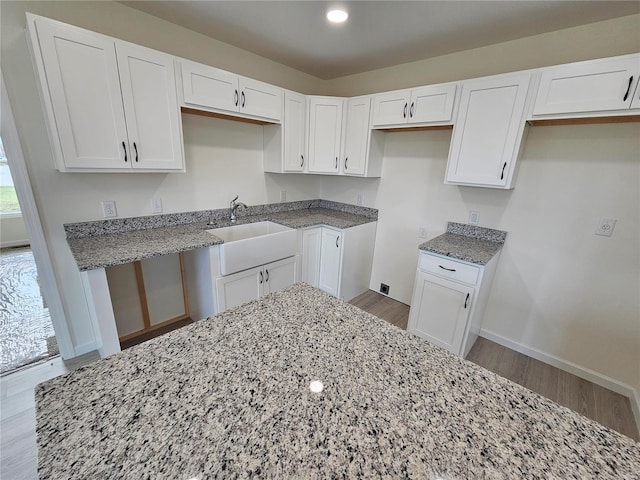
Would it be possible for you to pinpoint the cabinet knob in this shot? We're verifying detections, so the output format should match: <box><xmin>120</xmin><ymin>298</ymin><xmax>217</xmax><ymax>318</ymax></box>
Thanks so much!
<box><xmin>122</xmin><ymin>141</ymin><xmax>127</xmax><ymax>162</ymax></box>
<box><xmin>623</xmin><ymin>75</ymin><xmax>634</xmax><ymax>101</ymax></box>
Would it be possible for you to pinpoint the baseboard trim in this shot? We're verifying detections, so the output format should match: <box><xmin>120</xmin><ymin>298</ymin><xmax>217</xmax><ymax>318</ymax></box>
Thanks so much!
<box><xmin>479</xmin><ymin>328</ymin><xmax>640</xmax><ymax>434</ymax></box>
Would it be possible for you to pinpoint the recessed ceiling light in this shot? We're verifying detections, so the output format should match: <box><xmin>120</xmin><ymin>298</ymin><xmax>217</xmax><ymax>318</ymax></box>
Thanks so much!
<box><xmin>327</xmin><ymin>9</ymin><xmax>349</xmax><ymax>23</ymax></box>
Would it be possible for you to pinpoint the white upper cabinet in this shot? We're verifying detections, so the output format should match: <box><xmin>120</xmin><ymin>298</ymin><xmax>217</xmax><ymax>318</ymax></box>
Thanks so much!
<box><xmin>27</xmin><ymin>14</ymin><xmax>184</xmax><ymax>172</ymax></box>
<box><xmin>307</xmin><ymin>95</ymin><xmax>382</xmax><ymax>177</ymax></box>
<box><xmin>308</xmin><ymin>97</ymin><xmax>344</xmax><ymax>173</ymax></box>
<box><xmin>445</xmin><ymin>72</ymin><xmax>532</xmax><ymax>189</ymax></box>
<box><xmin>532</xmin><ymin>54</ymin><xmax>640</xmax><ymax>117</ymax></box>
<box><xmin>179</xmin><ymin>59</ymin><xmax>283</xmax><ymax>122</ymax></box>
<box><xmin>342</xmin><ymin>96</ymin><xmax>372</xmax><ymax>176</ymax></box>
<box><xmin>115</xmin><ymin>42</ymin><xmax>183</xmax><ymax>170</ymax></box>
<box><xmin>371</xmin><ymin>83</ymin><xmax>457</xmax><ymax>128</ymax></box>
<box><xmin>283</xmin><ymin>91</ymin><xmax>307</xmax><ymax>172</ymax></box>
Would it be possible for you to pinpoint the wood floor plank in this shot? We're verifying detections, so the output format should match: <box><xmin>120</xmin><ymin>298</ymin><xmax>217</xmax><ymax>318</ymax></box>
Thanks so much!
<box><xmin>593</xmin><ymin>383</ymin><xmax>640</xmax><ymax>441</ymax></box>
<box><xmin>524</xmin><ymin>357</ymin><xmax>560</xmax><ymax>402</ymax></box>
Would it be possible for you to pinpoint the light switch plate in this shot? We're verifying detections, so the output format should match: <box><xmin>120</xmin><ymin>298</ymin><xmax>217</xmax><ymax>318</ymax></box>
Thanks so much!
<box><xmin>280</xmin><ymin>190</ymin><xmax>287</xmax><ymax>202</ymax></box>
<box><xmin>418</xmin><ymin>226</ymin><xmax>427</xmax><ymax>239</ymax></box>
<box><xmin>357</xmin><ymin>193</ymin><xmax>364</xmax><ymax>206</ymax></box>
<box><xmin>595</xmin><ymin>217</ymin><xmax>617</xmax><ymax>237</ymax></box>
<box><xmin>469</xmin><ymin>211</ymin><xmax>480</xmax><ymax>225</ymax></box>
<box><xmin>101</xmin><ymin>200</ymin><xmax>117</xmax><ymax>218</ymax></box>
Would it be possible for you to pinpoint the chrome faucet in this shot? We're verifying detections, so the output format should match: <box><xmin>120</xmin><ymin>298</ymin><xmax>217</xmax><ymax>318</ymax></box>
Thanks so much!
<box><xmin>229</xmin><ymin>195</ymin><xmax>247</xmax><ymax>222</ymax></box>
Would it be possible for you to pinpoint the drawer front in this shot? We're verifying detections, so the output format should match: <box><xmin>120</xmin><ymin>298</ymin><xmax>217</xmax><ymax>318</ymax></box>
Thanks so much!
<box><xmin>419</xmin><ymin>253</ymin><xmax>479</xmax><ymax>285</ymax></box>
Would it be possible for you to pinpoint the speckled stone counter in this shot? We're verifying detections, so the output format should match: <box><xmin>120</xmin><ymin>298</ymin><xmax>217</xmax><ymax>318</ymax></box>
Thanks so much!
<box><xmin>419</xmin><ymin>222</ymin><xmax>507</xmax><ymax>265</ymax></box>
<box><xmin>36</xmin><ymin>284</ymin><xmax>639</xmax><ymax>479</ymax></box>
<box><xmin>66</xmin><ymin>202</ymin><xmax>377</xmax><ymax>271</ymax></box>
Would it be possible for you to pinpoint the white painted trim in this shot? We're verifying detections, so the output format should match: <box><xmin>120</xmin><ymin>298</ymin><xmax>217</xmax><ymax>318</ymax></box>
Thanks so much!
<box><xmin>0</xmin><ymin>240</ymin><xmax>30</xmax><ymax>248</ymax></box>
<box><xmin>479</xmin><ymin>328</ymin><xmax>640</xmax><ymax>434</ymax></box>
<box><xmin>1</xmin><ymin>72</ymin><xmax>75</xmax><ymax>358</ymax></box>
<box><xmin>80</xmin><ymin>269</ymin><xmax>121</xmax><ymax>359</ymax></box>
<box><xmin>73</xmin><ymin>341</ymin><xmax>99</xmax><ymax>356</ymax></box>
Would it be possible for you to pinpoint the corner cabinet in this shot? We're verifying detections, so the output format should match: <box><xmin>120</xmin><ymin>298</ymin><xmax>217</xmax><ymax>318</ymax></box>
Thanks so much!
<box><xmin>179</xmin><ymin>59</ymin><xmax>283</xmax><ymax>123</ymax></box>
<box><xmin>27</xmin><ymin>14</ymin><xmax>184</xmax><ymax>172</ymax></box>
<box><xmin>298</xmin><ymin>222</ymin><xmax>377</xmax><ymax>301</ymax></box>
<box><xmin>307</xmin><ymin>96</ymin><xmax>383</xmax><ymax>177</ymax></box>
<box><xmin>531</xmin><ymin>54</ymin><xmax>640</xmax><ymax>118</ymax></box>
<box><xmin>371</xmin><ymin>83</ymin><xmax>458</xmax><ymax>128</ymax></box>
<box><xmin>408</xmin><ymin>251</ymin><xmax>499</xmax><ymax>357</ymax></box>
<box><xmin>445</xmin><ymin>72</ymin><xmax>533</xmax><ymax>189</ymax></box>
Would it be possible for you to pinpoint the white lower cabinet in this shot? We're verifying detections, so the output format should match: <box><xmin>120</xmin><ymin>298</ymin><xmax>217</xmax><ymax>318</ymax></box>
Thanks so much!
<box><xmin>184</xmin><ymin>245</ymin><xmax>297</xmax><ymax>319</ymax></box>
<box><xmin>408</xmin><ymin>251</ymin><xmax>499</xmax><ymax>357</ymax></box>
<box><xmin>216</xmin><ymin>257</ymin><xmax>296</xmax><ymax>311</ymax></box>
<box><xmin>299</xmin><ymin>222</ymin><xmax>376</xmax><ymax>301</ymax></box>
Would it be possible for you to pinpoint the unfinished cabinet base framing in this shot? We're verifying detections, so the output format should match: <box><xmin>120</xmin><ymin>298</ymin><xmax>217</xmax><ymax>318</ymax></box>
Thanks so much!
<box><xmin>106</xmin><ymin>252</ymin><xmax>190</xmax><ymax>344</ymax></box>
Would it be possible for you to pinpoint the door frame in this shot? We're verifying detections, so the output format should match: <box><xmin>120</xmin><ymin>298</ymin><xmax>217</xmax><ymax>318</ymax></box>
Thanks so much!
<box><xmin>1</xmin><ymin>72</ymin><xmax>74</xmax><ymax>358</ymax></box>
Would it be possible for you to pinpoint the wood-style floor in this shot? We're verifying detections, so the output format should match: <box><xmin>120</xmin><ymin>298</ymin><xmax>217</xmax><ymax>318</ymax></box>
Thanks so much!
<box><xmin>1</xmin><ymin>290</ymin><xmax>637</xmax><ymax>480</ymax></box>
<box><xmin>349</xmin><ymin>289</ymin><xmax>639</xmax><ymax>441</ymax></box>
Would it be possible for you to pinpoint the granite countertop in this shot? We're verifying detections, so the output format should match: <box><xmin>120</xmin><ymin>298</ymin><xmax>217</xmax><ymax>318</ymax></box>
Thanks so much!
<box><xmin>419</xmin><ymin>222</ymin><xmax>507</xmax><ymax>265</ymax></box>
<box><xmin>36</xmin><ymin>284</ymin><xmax>639</xmax><ymax>479</ymax></box>
<box><xmin>67</xmin><ymin>204</ymin><xmax>376</xmax><ymax>271</ymax></box>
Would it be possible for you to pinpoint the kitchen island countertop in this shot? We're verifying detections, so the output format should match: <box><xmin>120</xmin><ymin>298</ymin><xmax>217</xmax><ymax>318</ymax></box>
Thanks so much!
<box><xmin>66</xmin><ymin>206</ymin><xmax>376</xmax><ymax>271</ymax></box>
<box><xmin>36</xmin><ymin>284</ymin><xmax>639</xmax><ymax>479</ymax></box>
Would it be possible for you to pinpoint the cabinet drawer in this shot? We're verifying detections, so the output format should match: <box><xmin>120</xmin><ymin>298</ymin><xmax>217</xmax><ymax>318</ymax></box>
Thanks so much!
<box><xmin>419</xmin><ymin>253</ymin><xmax>479</xmax><ymax>285</ymax></box>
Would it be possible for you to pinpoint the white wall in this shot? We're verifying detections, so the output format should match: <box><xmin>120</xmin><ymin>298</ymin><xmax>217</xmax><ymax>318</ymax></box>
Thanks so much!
<box><xmin>322</xmin><ymin>124</ymin><xmax>640</xmax><ymax>394</ymax></box>
<box><xmin>0</xmin><ymin>215</ymin><xmax>29</xmax><ymax>247</ymax></box>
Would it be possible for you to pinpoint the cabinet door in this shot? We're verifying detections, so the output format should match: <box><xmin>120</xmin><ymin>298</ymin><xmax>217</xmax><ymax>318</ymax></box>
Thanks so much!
<box><xmin>408</xmin><ymin>84</ymin><xmax>457</xmax><ymax>124</ymax></box>
<box><xmin>371</xmin><ymin>90</ymin><xmax>411</xmax><ymax>127</ymax></box>
<box><xmin>318</xmin><ymin>228</ymin><xmax>343</xmax><ymax>297</ymax></box>
<box><xmin>446</xmin><ymin>72</ymin><xmax>531</xmax><ymax>188</ymax></box>
<box><xmin>533</xmin><ymin>56</ymin><xmax>640</xmax><ymax>115</ymax></box>
<box><xmin>34</xmin><ymin>19</ymin><xmax>129</xmax><ymax>169</ymax></box>
<box><xmin>342</xmin><ymin>97</ymin><xmax>371</xmax><ymax>176</ymax></box>
<box><xmin>180</xmin><ymin>60</ymin><xmax>239</xmax><ymax>112</ymax></box>
<box><xmin>116</xmin><ymin>42</ymin><xmax>183</xmax><ymax>170</ymax></box>
<box><xmin>263</xmin><ymin>257</ymin><xmax>297</xmax><ymax>295</ymax></box>
<box><xmin>308</xmin><ymin>97</ymin><xmax>343</xmax><ymax>173</ymax></box>
<box><xmin>283</xmin><ymin>92</ymin><xmax>307</xmax><ymax>172</ymax></box>
<box><xmin>215</xmin><ymin>266</ymin><xmax>262</xmax><ymax>312</ymax></box>
<box><xmin>408</xmin><ymin>271</ymin><xmax>473</xmax><ymax>355</ymax></box>
<box><xmin>301</xmin><ymin>228</ymin><xmax>322</xmax><ymax>287</ymax></box>
<box><xmin>239</xmin><ymin>77</ymin><xmax>283</xmax><ymax>122</ymax></box>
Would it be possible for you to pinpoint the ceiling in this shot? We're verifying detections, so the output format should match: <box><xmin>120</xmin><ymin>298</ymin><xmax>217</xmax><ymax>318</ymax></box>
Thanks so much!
<box><xmin>121</xmin><ymin>1</ymin><xmax>640</xmax><ymax>79</ymax></box>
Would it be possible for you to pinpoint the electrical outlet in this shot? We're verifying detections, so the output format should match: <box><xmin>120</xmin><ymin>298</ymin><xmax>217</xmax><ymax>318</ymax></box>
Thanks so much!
<box><xmin>595</xmin><ymin>217</ymin><xmax>617</xmax><ymax>237</ymax></box>
<box><xmin>280</xmin><ymin>190</ymin><xmax>287</xmax><ymax>202</ymax></box>
<box><xmin>469</xmin><ymin>211</ymin><xmax>480</xmax><ymax>225</ymax></box>
<box><xmin>418</xmin><ymin>226</ymin><xmax>427</xmax><ymax>239</ymax></box>
<box><xmin>151</xmin><ymin>197</ymin><xmax>163</xmax><ymax>214</ymax></box>
<box><xmin>380</xmin><ymin>283</ymin><xmax>390</xmax><ymax>295</ymax></box>
<box><xmin>101</xmin><ymin>200</ymin><xmax>117</xmax><ymax>219</ymax></box>
<box><xmin>357</xmin><ymin>193</ymin><xmax>364</xmax><ymax>206</ymax></box>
